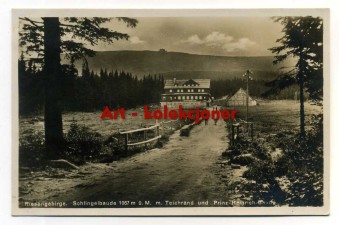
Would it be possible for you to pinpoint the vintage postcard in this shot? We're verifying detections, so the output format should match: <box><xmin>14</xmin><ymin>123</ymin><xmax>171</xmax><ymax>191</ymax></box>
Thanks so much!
<box><xmin>12</xmin><ymin>9</ymin><xmax>329</xmax><ymax>216</ymax></box>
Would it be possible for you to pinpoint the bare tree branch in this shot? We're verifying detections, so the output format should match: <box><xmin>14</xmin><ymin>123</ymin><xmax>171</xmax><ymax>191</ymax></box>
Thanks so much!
<box><xmin>19</xmin><ymin>17</ymin><xmax>43</xmax><ymax>28</ymax></box>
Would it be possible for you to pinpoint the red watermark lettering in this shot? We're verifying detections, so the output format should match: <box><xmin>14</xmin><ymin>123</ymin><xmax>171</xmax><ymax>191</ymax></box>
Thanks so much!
<box><xmin>101</xmin><ymin>106</ymin><xmax>126</xmax><ymax>120</ymax></box>
<box><xmin>101</xmin><ymin>105</ymin><xmax>236</xmax><ymax>123</ymax></box>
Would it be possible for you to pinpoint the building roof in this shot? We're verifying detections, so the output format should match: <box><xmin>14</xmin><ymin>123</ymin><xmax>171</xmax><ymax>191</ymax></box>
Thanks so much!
<box><xmin>164</xmin><ymin>79</ymin><xmax>210</xmax><ymax>89</ymax></box>
<box><xmin>228</xmin><ymin>88</ymin><xmax>254</xmax><ymax>101</ymax></box>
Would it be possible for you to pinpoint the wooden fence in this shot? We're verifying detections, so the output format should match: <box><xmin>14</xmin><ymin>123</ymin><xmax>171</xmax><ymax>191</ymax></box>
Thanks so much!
<box><xmin>120</xmin><ymin>124</ymin><xmax>161</xmax><ymax>151</ymax></box>
<box><xmin>119</xmin><ymin>119</ymin><xmax>180</xmax><ymax>151</ymax></box>
<box><xmin>231</xmin><ymin>121</ymin><xmax>254</xmax><ymax>145</ymax></box>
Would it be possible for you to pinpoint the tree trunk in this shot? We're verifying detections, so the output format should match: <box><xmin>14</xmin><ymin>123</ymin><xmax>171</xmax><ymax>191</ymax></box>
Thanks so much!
<box><xmin>299</xmin><ymin>75</ymin><xmax>305</xmax><ymax>138</ymax></box>
<box><xmin>299</xmin><ymin>56</ymin><xmax>306</xmax><ymax>139</ymax></box>
<box><xmin>43</xmin><ymin>17</ymin><xmax>64</xmax><ymax>159</ymax></box>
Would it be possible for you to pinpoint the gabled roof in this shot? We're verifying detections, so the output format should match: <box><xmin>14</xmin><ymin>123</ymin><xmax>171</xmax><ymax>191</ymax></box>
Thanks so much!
<box><xmin>164</xmin><ymin>79</ymin><xmax>210</xmax><ymax>89</ymax></box>
<box><xmin>183</xmin><ymin>79</ymin><xmax>200</xmax><ymax>86</ymax></box>
<box><xmin>228</xmin><ymin>88</ymin><xmax>253</xmax><ymax>101</ymax></box>
<box><xmin>232</xmin><ymin>88</ymin><xmax>246</xmax><ymax>96</ymax></box>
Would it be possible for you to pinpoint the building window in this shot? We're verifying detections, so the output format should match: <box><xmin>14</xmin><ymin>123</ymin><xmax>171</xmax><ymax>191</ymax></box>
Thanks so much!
<box><xmin>191</xmin><ymin>89</ymin><xmax>194</xmax><ymax>92</ymax></box>
<box><xmin>181</xmin><ymin>89</ymin><xmax>183</xmax><ymax>92</ymax></box>
<box><xmin>188</xmin><ymin>89</ymin><xmax>190</xmax><ymax>92</ymax></box>
<box><xmin>170</xmin><ymin>89</ymin><xmax>172</xmax><ymax>93</ymax></box>
<box><xmin>163</xmin><ymin>97</ymin><xmax>166</xmax><ymax>100</ymax></box>
<box><xmin>195</xmin><ymin>96</ymin><xmax>198</xmax><ymax>100</ymax></box>
<box><xmin>183</xmin><ymin>96</ymin><xmax>186</xmax><ymax>100</ymax></box>
<box><xmin>199</xmin><ymin>96</ymin><xmax>202</xmax><ymax>100</ymax></box>
<box><xmin>177</xmin><ymin>89</ymin><xmax>179</xmax><ymax>92</ymax></box>
<box><xmin>202</xmin><ymin>89</ymin><xmax>205</xmax><ymax>92</ymax></box>
<box><xmin>170</xmin><ymin>97</ymin><xmax>172</xmax><ymax>100</ymax></box>
<box><xmin>190</xmin><ymin>96</ymin><xmax>193</xmax><ymax>100</ymax></box>
<box><xmin>198</xmin><ymin>89</ymin><xmax>201</xmax><ymax>92</ymax></box>
<box><xmin>178</xmin><ymin>96</ymin><xmax>181</xmax><ymax>100</ymax></box>
<box><xmin>174</xmin><ymin>96</ymin><xmax>176</xmax><ymax>100</ymax></box>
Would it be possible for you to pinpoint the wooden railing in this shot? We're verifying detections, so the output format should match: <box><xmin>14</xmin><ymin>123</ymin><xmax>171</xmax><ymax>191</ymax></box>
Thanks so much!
<box><xmin>231</xmin><ymin>121</ymin><xmax>254</xmax><ymax>145</ymax></box>
<box><xmin>120</xmin><ymin>124</ymin><xmax>161</xmax><ymax>151</ymax></box>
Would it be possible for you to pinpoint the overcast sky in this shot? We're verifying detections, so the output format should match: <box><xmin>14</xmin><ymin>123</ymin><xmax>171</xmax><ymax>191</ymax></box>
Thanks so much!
<box><xmin>94</xmin><ymin>17</ymin><xmax>284</xmax><ymax>56</ymax></box>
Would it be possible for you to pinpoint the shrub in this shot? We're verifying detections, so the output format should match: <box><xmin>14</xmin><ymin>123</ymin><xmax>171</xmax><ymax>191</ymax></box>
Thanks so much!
<box><xmin>222</xmin><ymin>149</ymin><xmax>241</xmax><ymax>157</ymax></box>
<box><xmin>64</xmin><ymin>121</ymin><xmax>103</xmax><ymax>164</ymax></box>
<box><xmin>231</xmin><ymin>153</ymin><xmax>256</xmax><ymax>166</ymax></box>
<box><xmin>243</xmin><ymin>160</ymin><xmax>275</xmax><ymax>183</ymax></box>
<box><xmin>19</xmin><ymin>130</ymin><xmax>45</xmax><ymax>167</ymax></box>
<box><xmin>287</xmin><ymin>172</ymin><xmax>323</xmax><ymax>206</ymax></box>
<box><xmin>102</xmin><ymin>134</ymin><xmax>128</xmax><ymax>161</ymax></box>
<box><xmin>180</xmin><ymin>128</ymin><xmax>190</xmax><ymax>137</ymax></box>
<box><xmin>274</xmin><ymin>155</ymin><xmax>291</xmax><ymax>177</ymax></box>
<box><xmin>249</xmin><ymin>142</ymin><xmax>271</xmax><ymax>160</ymax></box>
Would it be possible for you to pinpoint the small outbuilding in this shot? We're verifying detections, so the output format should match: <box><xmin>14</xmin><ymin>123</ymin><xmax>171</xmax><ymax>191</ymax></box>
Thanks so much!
<box><xmin>226</xmin><ymin>88</ymin><xmax>257</xmax><ymax>107</ymax></box>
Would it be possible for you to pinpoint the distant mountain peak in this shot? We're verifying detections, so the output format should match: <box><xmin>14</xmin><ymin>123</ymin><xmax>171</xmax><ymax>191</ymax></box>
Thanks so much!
<box><xmin>71</xmin><ymin>50</ymin><xmax>293</xmax><ymax>80</ymax></box>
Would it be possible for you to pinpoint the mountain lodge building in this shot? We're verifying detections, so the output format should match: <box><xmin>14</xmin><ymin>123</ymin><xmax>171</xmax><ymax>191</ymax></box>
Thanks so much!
<box><xmin>161</xmin><ymin>78</ymin><xmax>212</xmax><ymax>109</ymax></box>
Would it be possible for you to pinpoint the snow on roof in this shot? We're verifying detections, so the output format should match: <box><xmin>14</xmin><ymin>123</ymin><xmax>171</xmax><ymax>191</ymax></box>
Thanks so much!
<box><xmin>164</xmin><ymin>79</ymin><xmax>210</xmax><ymax>89</ymax></box>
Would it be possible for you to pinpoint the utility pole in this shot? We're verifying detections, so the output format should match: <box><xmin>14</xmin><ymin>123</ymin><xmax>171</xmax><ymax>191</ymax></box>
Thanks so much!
<box><xmin>243</xmin><ymin>70</ymin><xmax>253</xmax><ymax>122</ymax></box>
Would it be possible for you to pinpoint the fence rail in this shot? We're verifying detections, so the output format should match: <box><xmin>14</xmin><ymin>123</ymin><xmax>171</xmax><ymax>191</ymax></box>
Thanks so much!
<box><xmin>118</xmin><ymin>119</ymin><xmax>187</xmax><ymax>150</ymax></box>
<box><xmin>231</xmin><ymin>121</ymin><xmax>254</xmax><ymax>145</ymax></box>
<box><xmin>119</xmin><ymin>123</ymin><xmax>161</xmax><ymax>150</ymax></box>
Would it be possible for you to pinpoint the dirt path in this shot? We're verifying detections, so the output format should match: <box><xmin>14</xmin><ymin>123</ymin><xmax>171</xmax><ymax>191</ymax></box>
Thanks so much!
<box><xmin>20</xmin><ymin>118</ymin><xmax>231</xmax><ymax>207</ymax></box>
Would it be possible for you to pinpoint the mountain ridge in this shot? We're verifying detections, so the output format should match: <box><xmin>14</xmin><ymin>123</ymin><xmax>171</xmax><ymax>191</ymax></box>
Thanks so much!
<box><xmin>72</xmin><ymin>50</ymin><xmax>293</xmax><ymax>80</ymax></box>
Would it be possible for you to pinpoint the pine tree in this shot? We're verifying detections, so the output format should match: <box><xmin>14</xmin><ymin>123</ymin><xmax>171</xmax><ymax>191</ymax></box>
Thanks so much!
<box><xmin>268</xmin><ymin>16</ymin><xmax>323</xmax><ymax>138</ymax></box>
<box><xmin>19</xmin><ymin>17</ymin><xmax>138</xmax><ymax>159</ymax></box>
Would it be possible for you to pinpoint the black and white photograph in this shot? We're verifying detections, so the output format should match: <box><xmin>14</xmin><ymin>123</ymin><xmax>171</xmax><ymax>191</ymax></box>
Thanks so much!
<box><xmin>12</xmin><ymin>9</ymin><xmax>329</xmax><ymax>216</ymax></box>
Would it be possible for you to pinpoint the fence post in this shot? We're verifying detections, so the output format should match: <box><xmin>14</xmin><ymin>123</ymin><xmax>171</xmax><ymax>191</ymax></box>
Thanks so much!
<box><xmin>120</xmin><ymin>124</ymin><xmax>162</xmax><ymax>150</ymax></box>
<box><xmin>125</xmin><ymin>133</ymin><xmax>128</xmax><ymax>151</ymax></box>
<box><xmin>250</xmin><ymin>123</ymin><xmax>254</xmax><ymax>141</ymax></box>
<box><xmin>231</xmin><ymin>124</ymin><xmax>235</xmax><ymax>145</ymax></box>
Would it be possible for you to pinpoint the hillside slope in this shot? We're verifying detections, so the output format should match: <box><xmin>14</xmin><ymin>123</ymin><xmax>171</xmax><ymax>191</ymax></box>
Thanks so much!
<box><xmin>73</xmin><ymin>50</ymin><xmax>293</xmax><ymax>80</ymax></box>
